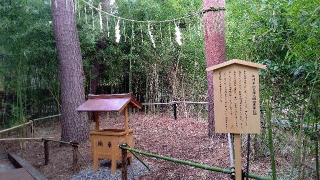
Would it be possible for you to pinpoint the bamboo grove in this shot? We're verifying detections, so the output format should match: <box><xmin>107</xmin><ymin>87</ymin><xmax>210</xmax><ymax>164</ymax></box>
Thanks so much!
<box><xmin>0</xmin><ymin>0</ymin><xmax>319</xmax><ymax>178</ymax></box>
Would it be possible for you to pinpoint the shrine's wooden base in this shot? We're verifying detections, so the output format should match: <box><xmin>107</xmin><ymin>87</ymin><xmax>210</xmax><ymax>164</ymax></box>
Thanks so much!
<box><xmin>90</xmin><ymin>129</ymin><xmax>134</xmax><ymax>174</ymax></box>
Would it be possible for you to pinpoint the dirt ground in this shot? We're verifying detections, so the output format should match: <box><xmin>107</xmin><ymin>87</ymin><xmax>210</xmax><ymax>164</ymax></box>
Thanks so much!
<box><xmin>0</xmin><ymin>113</ymin><xmax>286</xmax><ymax>179</ymax></box>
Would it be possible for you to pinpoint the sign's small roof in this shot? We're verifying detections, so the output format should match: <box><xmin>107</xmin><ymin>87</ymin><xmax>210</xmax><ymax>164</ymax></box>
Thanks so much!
<box><xmin>77</xmin><ymin>93</ymin><xmax>142</xmax><ymax>112</ymax></box>
<box><xmin>206</xmin><ymin>59</ymin><xmax>267</xmax><ymax>72</ymax></box>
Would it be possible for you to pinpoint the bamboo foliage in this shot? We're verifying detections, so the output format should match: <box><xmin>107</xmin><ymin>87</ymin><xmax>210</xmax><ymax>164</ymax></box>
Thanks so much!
<box><xmin>0</xmin><ymin>0</ymin><xmax>319</xmax><ymax>178</ymax></box>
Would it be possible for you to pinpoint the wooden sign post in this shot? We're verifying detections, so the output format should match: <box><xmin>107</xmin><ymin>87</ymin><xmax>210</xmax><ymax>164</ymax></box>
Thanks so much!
<box><xmin>206</xmin><ymin>59</ymin><xmax>266</xmax><ymax>180</ymax></box>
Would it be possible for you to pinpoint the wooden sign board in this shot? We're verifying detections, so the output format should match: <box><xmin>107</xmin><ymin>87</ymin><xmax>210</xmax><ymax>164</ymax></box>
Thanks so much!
<box><xmin>207</xmin><ymin>59</ymin><xmax>266</xmax><ymax>134</ymax></box>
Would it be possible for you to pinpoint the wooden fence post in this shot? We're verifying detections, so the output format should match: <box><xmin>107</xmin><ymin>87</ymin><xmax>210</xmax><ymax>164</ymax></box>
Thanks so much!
<box><xmin>44</xmin><ymin>139</ymin><xmax>49</xmax><ymax>165</ymax></box>
<box><xmin>121</xmin><ymin>147</ymin><xmax>128</xmax><ymax>180</ymax></box>
<box><xmin>172</xmin><ymin>103</ymin><xmax>177</xmax><ymax>120</ymax></box>
<box><xmin>72</xmin><ymin>142</ymin><xmax>80</xmax><ymax>172</ymax></box>
<box><xmin>30</xmin><ymin>120</ymin><xmax>34</xmax><ymax>138</ymax></box>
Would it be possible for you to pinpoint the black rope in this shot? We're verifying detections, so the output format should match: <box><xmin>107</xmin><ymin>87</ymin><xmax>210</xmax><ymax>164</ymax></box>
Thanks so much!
<box><xmin>122</xmin><ymin>143</ymin><xmax>151</xmax><ymax>171</ymax></box>
<box><xmin>202</xmin><ymin>7</ymin><xmax>226</xmax><ymax>14</ymax></box>
<box><xmin>130</xmin><ymin>150</ymin><xmax>151</xmax><ymax>171</ymax></box>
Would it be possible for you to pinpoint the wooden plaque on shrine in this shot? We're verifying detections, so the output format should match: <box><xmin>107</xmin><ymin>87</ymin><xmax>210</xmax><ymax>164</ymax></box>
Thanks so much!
<box><xmin>206</xmin><ymin>59</ymin><xmax>266</xmax><ymax>134</ymax></box>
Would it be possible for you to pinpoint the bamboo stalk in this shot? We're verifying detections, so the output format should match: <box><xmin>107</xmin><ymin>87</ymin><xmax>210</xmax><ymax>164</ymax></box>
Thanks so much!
<box><xmin>121</xmin><ymin>144</ymin><xmax>231</xmax><ymax>174</ymax></box>
<box><xmin>42</xmin><ymin>138</ymin><xmax>77</xmax><ymax>145</ymax></box>
<box><xmin>0</xmin><ymin>121</ymin><xmax>32</xmax><ymax>134</ymax></box>
<box><xmin>0</xmin><ymin>137</ymin><xmax>47</xmax><ymax>141</ymax></box>
<box><xmin>0</xmin><ymin>114</ymin><xmax>61</xmax><ymax>135</ymax></box>
<box><xmin>265</xmin><ymin>99</ymin><xmax>277</xmax><ymax>180</ymax></box>
<box><xmin>316</xmin><ymin>138</ymin><xmax>319</xmax><ymax>180</ymax></box>
<box><xmin>31</xmin><ymin>114</ymin><xmax>61</xmax><ymax>122</ymax></box>
<box><xmin>142</xmin><ymin>101</ymin><xmax>208</xmax><ymax>106</ymax></box>
<box><xmin>119</xmin><ymin>144</ymin><xmax>271</xmax><ymax>180</ymax></box>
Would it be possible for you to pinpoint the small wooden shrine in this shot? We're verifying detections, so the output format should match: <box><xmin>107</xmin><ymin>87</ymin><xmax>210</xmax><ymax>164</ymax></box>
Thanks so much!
<box><xmin>77</xmin><ymin>93</ymin><xmax>142</xmax><ymax>174</ymax></box>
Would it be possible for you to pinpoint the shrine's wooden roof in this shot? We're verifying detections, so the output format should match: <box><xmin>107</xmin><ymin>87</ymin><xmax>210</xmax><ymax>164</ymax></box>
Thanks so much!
<box><xmin>77</xmin><ymin>93</ymin><xmax>142</xmax><ymax>112</ymax></box>
<box><xmin>206</xmin><ymin>59</ymin><xmax>267</xmax><ymax>72</ymax></box>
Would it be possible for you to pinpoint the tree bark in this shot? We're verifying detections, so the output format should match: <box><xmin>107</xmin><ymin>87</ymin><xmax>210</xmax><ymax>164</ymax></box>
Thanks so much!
<box><xmin>51</xmin><ymin>0</ymin><xmax>89</xmax><ymax>142</ymax></box>
<box><xmin>202</xmin><ymin>0</ymin><xmax>226</xmax><ymax>137</ymax></box>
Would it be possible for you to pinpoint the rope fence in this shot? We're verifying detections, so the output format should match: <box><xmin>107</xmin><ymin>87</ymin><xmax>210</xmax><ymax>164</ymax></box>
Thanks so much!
<box><xmin>142</xmin><ymin>101</ymin><xmax>209</xmax><ymax>120</ymax></box>
<box><xmin>0</xmin><ymin>137</ymin><xmax>80</xmax><ymax>172</ymax></box>
<box><xmin>119</xmin><ymin>144</ymin><xmax>272</xmax><ymax>180</ymax></box>
<box><xmin>0</xmin><ymin>121</ymin><xmax>33</xmax><ymax>134</ymax></box>
<box><xmin>0</xmin><ymin>114</ymin><xmax>61</xmax><ymax>135</ymax></box>
<box><xmin>31</xmin><ymin>114</ymin><xmax>61</xmax><ymax>123</ymax></box>
<box><xmin>0</xmin><ymin>137</ymin><xmax>51</xmax><ymax>141</ymax></box>
<box><xmin>1</xmin><ymin>105</ymin><xmax>319</xmax><ymax>135</ymax></box>
<box><xmin>0</xmin><ymin>105</ymin><xmax>318</xmax><ymax>179</ymax></box>
<box><xmin>142</xmin><ymin>101</ymin><xmax>208</xmax><ymax>105</ymax></box>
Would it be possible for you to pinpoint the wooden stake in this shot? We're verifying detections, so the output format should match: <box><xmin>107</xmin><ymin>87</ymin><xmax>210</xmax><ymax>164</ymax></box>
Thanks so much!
<box><xmin>30</xmin><ymin>121</ymin><xmax>34</xmax><ymax>138</ymax></box>
<box><xmin>172</xmin><ymin>103</ymin><xmax>177</xmax><ymax>120</ymax></box>
<box><xmin>72</xmin><ymin>143</ymin><xmax>79</xmax><ymax>172</ymax></box>
<box><xmin>234</xmin><ymin>134</ymin><xmax>242</xmax><ymax>180</ymax></box>
<box><xmin>121</xmin><ymin>146</ymin><xmax>128</xmax><ymax>180</ymax></box>
<box><xmin>44</xmin><ymin>140</ymin><xmax>49</xmax><ymax>165</ymax></box>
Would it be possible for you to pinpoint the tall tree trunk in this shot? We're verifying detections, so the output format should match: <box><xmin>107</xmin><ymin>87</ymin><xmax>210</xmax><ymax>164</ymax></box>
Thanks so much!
<box><xmin>202</xmin><ymin>0</ymin><xmax>226</xmax><ymax>137</ymax></box>
<box><xmin>51</xmin><ymin>0</ymin><xmax>89</xmax><ymax>142</ymax></box>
